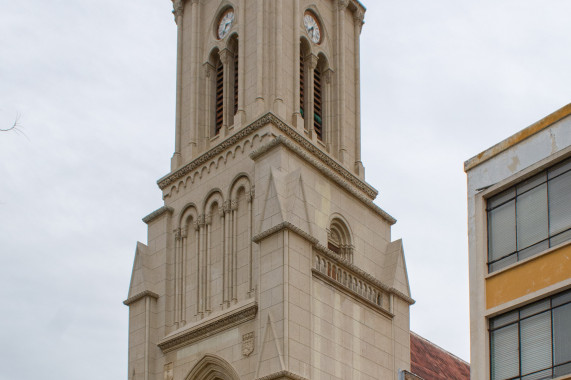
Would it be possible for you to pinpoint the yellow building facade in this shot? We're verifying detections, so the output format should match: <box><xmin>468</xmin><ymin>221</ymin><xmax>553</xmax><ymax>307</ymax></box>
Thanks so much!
<box><xmin>465</xmin><ymin>104</ymin><xmax>571</xmax><ymax>380</ymax></box>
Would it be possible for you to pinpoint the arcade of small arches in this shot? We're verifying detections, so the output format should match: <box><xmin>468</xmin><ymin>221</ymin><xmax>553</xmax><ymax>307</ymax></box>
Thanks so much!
<box><xmin>172</xmin><ymin>175</ymin><xmax>254</xmax><ymax>328</ymax></box>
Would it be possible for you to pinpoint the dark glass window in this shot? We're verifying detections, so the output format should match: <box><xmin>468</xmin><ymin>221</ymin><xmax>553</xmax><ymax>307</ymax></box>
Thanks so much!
<box><xmin>487</xmin><ymin>157</ymin><xmax>571</xmax><ymax>272</ymax></box>
<box><xmin>489</xmin><ymin>289</ymin><xmax>571</xmax><ymax>380</ymax></box>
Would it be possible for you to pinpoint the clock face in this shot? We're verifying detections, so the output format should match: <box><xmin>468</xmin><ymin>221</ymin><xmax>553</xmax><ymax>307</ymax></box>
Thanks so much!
<box><xmin>217</xmin><ymin>9</ymin><xmax>234</xmax><ymax>40</ymax></box>
<box><xmin>304</xmin><ymin>12</ymin><xmax>321</xmax><ymax>44</ymax></box>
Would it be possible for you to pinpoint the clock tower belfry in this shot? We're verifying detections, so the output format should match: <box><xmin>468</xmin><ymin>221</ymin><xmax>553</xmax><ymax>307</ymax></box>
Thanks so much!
<box><xmin>125</xmin><ymin>1</ymin><xmax>414</xmax><ymax>380</ymax></box>
<box><xmin>169</xmin><ymin>0</ymin><xmax>367</xmax><ymax>177</ymax></box>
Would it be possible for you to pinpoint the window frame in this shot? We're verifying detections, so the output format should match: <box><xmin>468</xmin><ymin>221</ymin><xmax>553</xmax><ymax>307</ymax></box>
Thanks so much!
<box><xmin>489</xmin><ymin>288</ymin><xmax>571</xmax><ymax>380</ymax></box>
<box><xmin>485</xmin><ymin>156</ymin><xmax>571</xmax><ymax>273</ymax></box>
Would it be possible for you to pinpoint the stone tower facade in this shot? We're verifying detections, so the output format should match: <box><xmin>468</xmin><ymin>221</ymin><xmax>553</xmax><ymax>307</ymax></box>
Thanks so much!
<box><xmin>124</xmin><ymin>1</ymin><xmax>414</xmax><ymax>380</ymax></box>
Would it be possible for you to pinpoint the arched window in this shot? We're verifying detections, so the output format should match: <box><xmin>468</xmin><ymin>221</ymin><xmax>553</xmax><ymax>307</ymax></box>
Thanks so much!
<box><xmin>186</xmin><ymin>354</ymin><xmax>240</xmax><ymax>380</ymax></box>
<box><xmin>207</xmin><ymin>36</ymin><xmax>238</xmax><ymax>138</ymax></box>
<box><xmin>299</xmin><ymin>39</ymin><xmax>329</xmax><ymax>143</ymax></box>
<box><xmin>328</xmin><ymin>217</ymin><xmax>353</xmax><ymax>262</ymax></box>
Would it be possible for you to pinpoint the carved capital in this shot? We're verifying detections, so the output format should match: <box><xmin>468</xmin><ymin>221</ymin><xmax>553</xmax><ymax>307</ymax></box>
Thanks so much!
<box><xmin>205</xmin><ymin>214</ymin><xmax>212</xmax><ymax>225</ymax></box>
<box><xmin>323</xmin><ymin>68</ymin><xmax>333</xmax><ymax>85</ymax></box>
<box><xmin>307</xmin><ymin>53</ymin><xmax>319</xmax><ymax>71</ymax></box>
<box><xmin>181</xmin><ymin>227</ymin><xmax>188</xmax><ymax>238</ymax></box>
<box><xmin>172</xmin><ymin>0</ymin><xmax>184</xmax><ymax>20</ymax></box>
<box><xmin>338</xmin><ymin>0</ymin><xmax>349</xmax><ymax>10</ymax></box>
<box><xmin>174</xmin><ymin>228</ymin><xmax>182</xmax><ymax>240</ymax></box>
<box><xmin>198</xmin><ymin>214</ymin><xmax>206</xmax><ymax>227</ymax></box>
<box><xmin>193</xmin><ymin>220</ymin><xmax>200</xmax><ymax>231</ymax></box>
<box><xmin>231</xmin><ymin>200</ymin><xmax>239</xmax><ymax>211</ymax></box>
<box><xmin>219</xmin><ymin>48</ymin><xmax>233</xmax><ymax>66</ymax></box>
<box><xmin>223</xmin><ymin>200</ymin><xmax>232</xmax><ymax>214</ymax></box>
<box><xmin>354</xmin><ymin>9</ymin><xmax>365</xmax><ymax>24</ymax></box>
<box><xmin>248</xmin><ymin>189</ymin><xmax>255</xmax><ymax>203</ymax></box>
<box><xmin>203</xmin><ymin>62</ymin><xmax>215</xmax><ymax>78</ymax></box>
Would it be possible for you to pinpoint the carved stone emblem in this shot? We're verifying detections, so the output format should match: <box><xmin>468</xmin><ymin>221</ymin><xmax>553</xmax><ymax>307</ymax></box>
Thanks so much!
<box><xmin>242</xmin><ymin>332</ymin><xmax>255</xmax><ymax>356</ymax></box>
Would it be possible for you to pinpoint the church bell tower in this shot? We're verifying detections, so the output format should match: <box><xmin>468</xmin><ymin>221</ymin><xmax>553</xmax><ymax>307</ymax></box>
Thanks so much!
<box><xmin>125</xmin><ymin>1</ymin><xmax>414</xmax><ymax>379</ymax></box>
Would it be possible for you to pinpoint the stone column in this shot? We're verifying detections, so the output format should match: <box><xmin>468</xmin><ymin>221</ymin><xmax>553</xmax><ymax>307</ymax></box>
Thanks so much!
<box><xmin>353</xmin><ymin>9</ymin><xmax>365</xmax><ymax>177</ymax></box>
<box><xmin>205</xmin><ymin>213</ymin><xmax>212</xmax><ymax>313</ymax></box>
<box><xmin>198</xmin><ymin>215</ymin><xmax>206</xmax><ymax>317</ymax></box>
<box><xmin>173</xmin><ymin>227</ymin><xmax>182</xmax><ymax>327</ymax></box>
<box><xmin>190</xmin><ymin>0</ymin><xmax>200</xmax><ymax>156</ymax></box>
<box><xmin>202</xmin><ymin>63</ymin><xmax>215</xmax><ymax>144</ymax></box>
<box><xmin>171</xmin><ymin>0</ymin><xmax>184</xmax><ymax>169</ymax></box>
<box><xmin>273</xmin><ymin>0</ymin><xmax>285</xmax><ymax>117</ymax></box>
<box><xmin>223</xmin><ymin>200</ymin><xmax>232</xmax><ymax>307</ymax></box>
<box><xmin>255</xmin><ymin>0</ymin><xmax>265</xmax><ymax>113</ymax></box>
<box><xmin>231</xmin><ymin>199</ymin><xmax>239</xmax><ymax>303</ymax></box>
<box><xmin>180</xmin><ymin>226</ymin><xmax>188</xmax><ymax>325</ymax></box>
<box><xmin>336</xmin><ymin>0</ymin><xmax>349</xmax><ymax>162</ymax></box>
<box><xmin>218</xmin><ymin>206</ymin><xmax>226</xmax><ymax>308</ymax></box>
<box><xmin>292</xmin><ymin>0</ymin><xmax>302</xmax><ymax>128</ymax></box>
<box><xmin>219</xmin><ymin>48</ymin><xmax>233</xmax><ymax>135</ymax></box>
<box><xmin>193</xmin><ymin>220</ymin><xmax>200</xmax><ymax>318</ymax></box>
<box><xmin>323</xmin><ymin>68</ymin><xmax>333</xmax><ymax>149</ymax></box>
<box><xmin>237</xmin><ymin>1</ymin><xmax>246</xmax><ymax>123</ymax></box>
<box><xmin>248</xmin><ymin>190</ymin><xmax>255</xmax><ymax>295</ymax></box>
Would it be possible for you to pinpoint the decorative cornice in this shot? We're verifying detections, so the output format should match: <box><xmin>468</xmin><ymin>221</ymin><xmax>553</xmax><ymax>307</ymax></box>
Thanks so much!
<box><xmin>142</xmin><ymin>206</ymin><xmax>174</xmax><ymax>224</ymax></box>
<box><xmin>252</xmin><ymin>222</ymin><xmax>318</xmax><ymax>245</ymax></box>
<box><xmin>255</xmin><ymin>114</ymin><xmax>379</xmax><ymax>199</ymax></box>
<box><xmin>251</xmin><ymin>136</ymin><xmax>396</xmax><ymax>225</ymax></box>
<box><xmin>391</xmin><ymin>287</ymin><xmax>415</xmax><ymax>305</ymax></box>
<box><xmin>158</xmin><ymin>302</ymin><xmax>258</xmax><ymax>353</ymax></box>
<box><xmin>157</xmin><ymin>113</ymin><xmax>379</xmax><ymax>203</ymax></box>
<box><xmin>123</xmin><ymin>290</ymin><xmax>159</xmax><ymax>306</ymax></box>
<box><xmin>255</xmin><ymin>371</ymin><xmax>310</xmax><ymax>380</ymax></box>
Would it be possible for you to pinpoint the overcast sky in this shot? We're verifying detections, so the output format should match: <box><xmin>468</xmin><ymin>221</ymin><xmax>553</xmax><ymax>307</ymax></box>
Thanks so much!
<box><xmin>1</xmin><ymin>1</ymin><xmax>570</xmax><ymax>379</ymax></box>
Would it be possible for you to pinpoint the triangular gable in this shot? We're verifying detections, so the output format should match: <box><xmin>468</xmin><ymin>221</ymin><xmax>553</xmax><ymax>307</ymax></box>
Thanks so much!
<box><xmin>285</xmin><ymin>169</ymin><xmax>311</xmax><ymax>237</ymax></box>
<box><xmin>255</xmin><ymin>313</ymin><xmax>285</xmax><ymax>378</ymax></box>
<box><xmin>127</xmin><ymin>242</ymin><xmax>155</xmax><ymax>299</ymax></box>
<box><xmin>259</xmin><ymin>168</ymin><xmax>287</xmax><ymax>233</ymax></box>
<box><xmin>384</xmin><ymin>239</ymin><xmax>411</xmax><ymax>298</ymax></box>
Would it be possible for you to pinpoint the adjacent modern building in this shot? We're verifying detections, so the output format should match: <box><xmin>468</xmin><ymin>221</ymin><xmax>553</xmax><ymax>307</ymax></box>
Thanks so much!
<box><xmin>465</xmin><ymin>104</ymin><xmax>571</xmax><ymax>380</ymax></box>
<box><xmin>125</xmin><ymin>1</ymin><xmax>416</xmax><ymax>379</ymax></box>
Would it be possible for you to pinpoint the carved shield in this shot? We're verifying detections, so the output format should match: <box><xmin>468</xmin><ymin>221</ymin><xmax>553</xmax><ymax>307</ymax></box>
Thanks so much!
<box><xmin>242</xmin><ymin>332</ymin><xmax>254</xmax><ymax>356</ymax></box>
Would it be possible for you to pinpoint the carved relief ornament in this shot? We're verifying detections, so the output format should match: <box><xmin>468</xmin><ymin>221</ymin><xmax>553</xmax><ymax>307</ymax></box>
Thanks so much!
<box><xmin>172</xmin><ymin>0</ymin><xmax>184</xmax><ymax>19</ymax></box>
<box><xmin>242</xmin><ymin>332</ymin><xmax>254</xmax><ymax>356</ymax></box>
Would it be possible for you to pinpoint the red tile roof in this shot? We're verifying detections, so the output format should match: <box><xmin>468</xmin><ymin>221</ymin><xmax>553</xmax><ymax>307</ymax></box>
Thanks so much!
<box><xmin>410</xmin><ymin>332</ymin><xmax>470</xmax><ymax>380</ymax></box>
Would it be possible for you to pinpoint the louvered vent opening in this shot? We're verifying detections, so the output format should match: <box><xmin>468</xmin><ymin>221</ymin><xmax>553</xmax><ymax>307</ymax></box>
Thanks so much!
<box><xmin>215</xmin><ymin>62</ymin><xmax>224</xmax><ymax>135</ymax></box>
<box><xmin>233</xmin><ymin>49</ymin><xmax>238</xmax><ymax>116</ymax></box>
<box><xmin>300</xmin><ymin>49</ymin><xmax>305</xmax><ymax>119</ymax></box>
<box><xmin>314</xmin><ymin>66</ymin><xmax>323</xmax><ymax>140</ymax></box>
